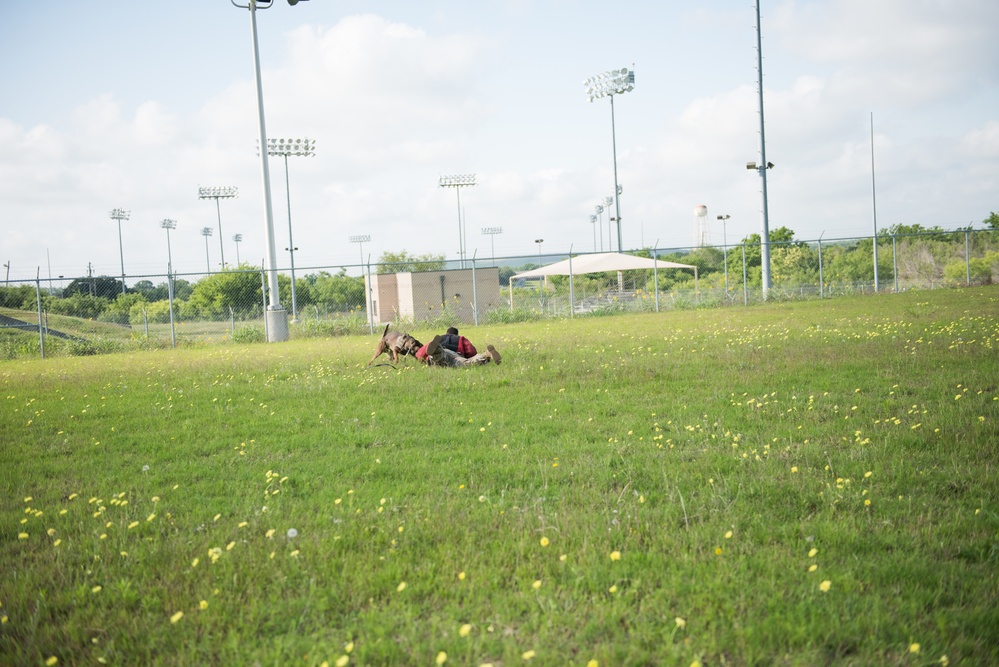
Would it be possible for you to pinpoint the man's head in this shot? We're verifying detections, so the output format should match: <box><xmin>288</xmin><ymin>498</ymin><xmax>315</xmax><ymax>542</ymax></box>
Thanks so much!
<box><xmin>446</xmin><ymin>327</ymin><xmax>459</xmax><ymax>335</ymax></box>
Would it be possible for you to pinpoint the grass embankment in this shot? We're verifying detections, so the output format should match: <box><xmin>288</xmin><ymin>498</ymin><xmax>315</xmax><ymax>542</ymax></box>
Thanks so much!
<box><xmin>2</xmin><ymin>287</ymin><xmax>997</xmax><ymax>666</ymax></box>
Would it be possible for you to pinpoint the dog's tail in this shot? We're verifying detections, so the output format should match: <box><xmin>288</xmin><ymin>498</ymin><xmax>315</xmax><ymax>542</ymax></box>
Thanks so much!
<box><xmin>382</xmin><ymin>323</ymin><xmax>390</xmax><ymax>338</ymax></box>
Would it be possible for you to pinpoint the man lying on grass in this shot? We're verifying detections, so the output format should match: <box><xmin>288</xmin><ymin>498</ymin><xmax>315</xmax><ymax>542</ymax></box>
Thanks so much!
<box><xmin>416</xmin><ymin>327</ymin><xmax>501</xmax><ymax>367</ymax></box>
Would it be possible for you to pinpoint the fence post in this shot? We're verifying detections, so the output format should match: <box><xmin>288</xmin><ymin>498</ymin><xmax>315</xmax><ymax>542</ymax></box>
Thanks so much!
<box><xmin>892</xmin><ymin>235</ymin><xmax>898</xmax><ymax>292</ymax></box>
<box><xmin>568</xmin><ymin>250</ymin><xmax>575</xmax><ymax>319</ymax></box>
<box><xmin>653</xmin><ymin>243</ymin><xmax>660</xmax><ymax>313</ymax></box>
<box><xmin>366</xmin><ymin>258</ymin><xmax>374</xmax><ymax>334</ymax></box>
<box><xmin>471</xmin><ymin>254</ymin><xmax>479</xmax><ymax>326</ymax></box>
<box><xmin>965</xmin><ymin>230</ymin><xmax>971</xmax><ymax>286</ymax></box>
<box><xmin>742</xmin><ymin>244</ymin><xmax>748</xmax><ymax>305</ymax></box>
<box><xmin>230</xmin><ymin>306</ymin><xmax>235</xmax><ymax>335</ymax></box>
<box><xmin>143</xmin><ymin>308</ymin><xmax>149</xmax><ymax>338</ymax></box>
<box><xmin>818</xmin><ymin>238</ymin><xmax>824</xmax><ymax>298</ymax></box>
<box><xmin>260</xmin><ymin>263</ymin><xmax>269</xmax><ymax>342</ymax></box>
<box><xmin>167</xmin><ymin>263</ymin><xmax>177</xmax><ymax>348</ymax></box>
<box><xmin>35</xmin><ymin>269</ymin><xmax>45</xmax><ymax>359</ymax></box>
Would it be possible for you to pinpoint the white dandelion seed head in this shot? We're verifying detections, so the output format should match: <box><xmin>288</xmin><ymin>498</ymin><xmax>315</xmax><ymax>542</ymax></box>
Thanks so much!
<box><xmin>142</xmin><ymin>465</ymin><xmax>150</xmax><ymax>472</ymax></box>
<box><xmin>287</xmin><ymin>528</ymin><xmax>298</xmax><ymax>539</ymax></box>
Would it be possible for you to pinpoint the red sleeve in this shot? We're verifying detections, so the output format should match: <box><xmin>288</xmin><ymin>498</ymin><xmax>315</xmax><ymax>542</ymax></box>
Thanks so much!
<box><xmin>458</xmin><ymin>336</ymin><xmax>477</xmax><ymax>358</ymax></box>
<box><xmin>415</xmin><ymin>344</ymin><xmax>428</xmax><ymax>360</ymax></box>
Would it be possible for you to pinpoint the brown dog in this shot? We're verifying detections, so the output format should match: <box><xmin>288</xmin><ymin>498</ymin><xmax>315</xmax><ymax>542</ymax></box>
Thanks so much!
<box><xmin>367</xmin><ymin>323</ymin><xmax>423</xmax><ymax>366</ymax></box>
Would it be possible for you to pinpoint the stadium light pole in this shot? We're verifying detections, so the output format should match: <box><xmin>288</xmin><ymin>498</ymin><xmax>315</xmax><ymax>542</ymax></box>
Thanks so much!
<box><xmin>233</xmin><ymin>233</ymin><xmax>243</xmax><ymax>266</ymax></box>
<box><xmin>110</xmin><ymin>208</ymin><xmax>129</xmax><ymax>295</ymax></box>
<box><xmin>749</xmin><ymin>0</ymin><xmax>773</xmax><ymax>299</ymax></box>
<box><xmin>201</xmin><ymin>227</ymin><xmax>214</xmax><ymax>273</ymax></box>
<box><xmin>594</xmin><ymin>204</ymin><xmax>605</xmax><ymax>252</ymax></box>
<box><xmin>717</xmin><ymin>214</ymin><xmax>730</xmax><ymax>294</ymax></box>
<box><xmin>266</xmin><ymin>137</ymin><xmax>315</xmax><ymax>321</ymax></box>
<box><xmin>349</xmin><ymin>234</ymin><xmax>370</xmax><ymax>265</ymax></box>
<box><xmin>589</xmin><ymin>215</ymin><xmax>598</xmax><ymax>252</ymax></box>
<box><xmin>481</xmin><ymin>227</ymin><xmax>502</xmax><ymax>266</ymax></box>
<box><xmin>160</xmin><ymin>219</ymin><xmax>176</xmax><ymax>272</ymax></box>
<box><xmin>229</xmin><ymin>0</ymin><xmax>310</xmax><ymax>343</ymax></box>
<box><xmin>439</xmin><ymin>174</ymin><xmax>476</xmax><ymax>269</ymax></box>
<box><xmin>198</xmin><ymin>186</ymin><xmax>238</xmax><ymax>268</ymax></box>
<box><xmin>584</xmin><ymin>67</ymin><xmax>634</xmax><ymax>252</ymax></box>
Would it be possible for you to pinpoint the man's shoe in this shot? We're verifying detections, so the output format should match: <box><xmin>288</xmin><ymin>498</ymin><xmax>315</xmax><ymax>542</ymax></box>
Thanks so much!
<box><xmin>486</xmin><ymin>345</ymin><xmax>501</xmax><ymax>365</ymax></box>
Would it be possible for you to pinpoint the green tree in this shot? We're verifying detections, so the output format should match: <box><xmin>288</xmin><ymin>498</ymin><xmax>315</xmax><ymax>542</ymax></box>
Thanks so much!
<box><xmin>377</xmin><ymin>251</ymin><xmax>446</xmax><ymax>274</ymax></box>
<box><xmin>64</xmin><ymin>276</ymin><xmax>123</xmax><ymax>299</ymax></box>
<box><xmin>309</xmin><ymin>270</ymin><xmax>364</xmax><ymax>312</ymax></box>
<box><xmin>188</xmin><ymin>270</ymin><xmax>262</xmax><ymax>319</ymax></box>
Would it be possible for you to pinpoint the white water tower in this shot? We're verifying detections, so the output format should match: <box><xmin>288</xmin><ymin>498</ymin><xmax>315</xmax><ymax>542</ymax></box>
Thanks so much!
<box><xmin>693</xmin><ymin>204</ymin><xmax>710</xmax><ymax>247</ymax></box>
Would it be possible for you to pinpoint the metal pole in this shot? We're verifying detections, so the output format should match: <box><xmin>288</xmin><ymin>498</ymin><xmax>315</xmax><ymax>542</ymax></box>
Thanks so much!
<box><xmin>366</xmin><ymin>258</ymin><xmax>374</xmax><ymax>334</ymax></box>
<box><xmin>215</xmin><ymin>198</ymin><xmax>226</xmax><ymax>269</ymax></box>
<box><xmin>246</xmin><ymin>0</ymin><xmax>288</xmax><ymax>341</ymax></box>
<box><xmin>818</xmin><ymin>238</ymin><xmax>824</xmax><ymax>298</ymax></box>
<box><xmin>455</xmin><ymin>187</ymin><xmax>464</xmax><ymax>269</ymax></box>
<box><xmin>965</xmin><ymin>230</ymin><xmax>971</xmax><ymax>285</ymax></box>
<box><xmin>471</xmin><ymin>254</ymin><xmax>479</xmax><ymax>326</ymax></box>
<box><xmin>892</xmin><ymin>235</ymin><xmax>898</xmax><ymax>292</ymax></box>
<box><xmin>283</xmin><ymin>154</ymin><xmax>298</xmax><ymax>320</ymax></box>
<box><xmin>610</xmin><ymin>96</ymin><xmax>623</xmax><ymax>252</ymax></box>
<box><xmin>167</xmin><ymin>261</ymin><xmax>176</xmax><ymax>348</ymax></box>
<box><xmin>871</xmin><ymin>112</ymin><xmax>880</xmax><ymax>292</ymax></box>
<box><xmin>568</xmin><ymin>249</ymin><xmax>575</xmax><ymax>319</ymax></box>
<box><xmin>754</xmin><ymin>0</ymin><xmax>772</xmax><ymax>298</ymax></box>
<box><xmin>742</xmin><ymin>243</ymin><xmax>748</xmax><ymax>305</ymax></box>
<box><xmin>116</xmin><ymin>219</ymin><xmax>126</xmax><ymax>295</ymax></box>
<box><xmin>36</xmin><ymin>269</ymin><xmax>45</xmax><ymax>359</ymax></box>
<box><xmin>652</xmin><ymin>241</ymin><xmax>660</xmax><ymax>313</ymax></box>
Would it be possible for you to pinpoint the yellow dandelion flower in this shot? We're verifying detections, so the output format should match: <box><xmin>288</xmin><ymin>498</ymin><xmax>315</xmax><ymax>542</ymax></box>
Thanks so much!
<box><xmin>17</xmin><ymin>533</ymin><xmax>28</xmax><ymax>540</ymax></box>
<box><xmin>47</xmin><ymin>528</ymin><xmax>56</xmax><ymax>536</ymax></box>
<box><xmin>791</xmin><ymin>466</ymin><xmax>798</xmax><ymax>473</ymax></box>
<box><xmin>609</xmin><ymin>550</ymin><xmax>621</xmax><ymax>561</ymax></box>
<box><xmin>675</xmin><ymin>617</ymin><xmax>686</xmax><ymax>628</ymax></box>
<box><xmin>436</xmin><ymin>651</ymin><xmax>448</xmax><ymax>664</ymax></box>
<box><xmin>909</xmin><ymin>643</ymin><xmax>920</xmax><ymax>654</ymax></box>
<box><xmin>226</xmin><ymin>541</ymin><xmax>236</xmax><ymax>551</ymax></box>
<box><xmin>238</xmin><ymin>521</ymin><xmax>248</xmax><ymax>528</ymax></box>
<box><xmin>213</xmin><ymin>514</ymin><xmax>221</xmax><ymax>522</ymax></box>
<box><xmin>265</xmin><ymin>529</ymin><xmax>276</xmax><ymax>538</ymax></box>
<box><xmin>91</xmin><ymin>586</ymin><xmax>102</xmax><ymax>593</ymax></box>
<box><xmin>127</xmin><ymin>521</ymin><xmax>139</xmax><ymax>530</ymax></box>
<box><xmin>170</xmin><ymin>611</ymin><xmax>184</xmax><ymax>624</ymax></box>
<box><xmin>559</xmin><ymin>554</ymin><xmax>567</xmax><ymax>562</ymax></box>
<box><xmin>608</xmin><ymin>585</ymin><xmax>618</xmax><ymax>593</ymax></box>
<box><xmin>290</xmin><ymin>550</ymin><xmax>300</xmax><ymax>558</ymax></box>
<box><xmin>335</xmin><ymin>657</ymin><xmax>349</xmax><ymax>667</ymax></box>
<box><xmin>865</xmin><ymin>499</ymin><xmax>871</xmax><ymax>506</ymax></box>
<box><xmin>459</xmin><ymin>623</ymin><xmax>472</xmax><ymax>637</ymax></box>
<box><xmin>46</xmin><ymin>657</ymin><xmax>58</xmax><ymax>666</ymax></box>
<box><xmin>587</xmin><ymin>661</ymin><xmax>599</xmax><ymax>667</ymax></box>
<box><xmin>724</xmin><ymin>530</ymin><xmax>733</xmax><ymax>539</ymax></box>
<box><xmin>199</xmin><ymin>600</ymin><xmax>208</xmax><ymax>610</ymax></box>
<box><xmin>939</xmin><ymin>655</ymin><xmax>949</xmax><ymax>665</ymax></box>
<box><xmin>715</xmin><ymin>547</ymin><xmax>723</xmax><ymax>555</ymax></box>
<box><xmin>396</xmin><ymin>581</ymin><xmax>407</xmax><ymax>592</ymax></box>
<box><xmin>808</xmin><ymin>564</ymin><xmax>818</xmax><ymax>572</ymax></box>
<box><xmin>532</xmin><ymin>579</ymin><xmax>542</xmax><ymax>590</ymax></box>
<box><xmin>819</xmin><ymin>580</ymin><xmax>831</xmax><ymax>592</ymax></box>
<box><xmin>53</xmin><ymin>539</ymin><xmax>62</xmax><ymax>547</ymax></box>
<box><xmin>458</xmin><ymin>571</ymin><xmax>466</xmax><ymax>581</ymax></box>
<box><xmin>345</xmin><ymin>642</ymin><xmax>354</xmax><ymax>653</ymax></box>
<box><xmin>539</xmin><ymin>537</ymin><xmax>550</xmax><ymax>547</ymax></box>
<box><xmin>522</xmin><ymin>650</ymin><xmax>536</xmax><ymax>660</ymax></box>
<box><xmin>690</xmin><ymin>661</ymin><xmax>702</xmax><ymax>667</ymax></box>
<box><xmin>808</xmin><ymin>548</ymin><xmax>818</xmax><ymax>558</ymax></box>
<box><xmin>146</xmin><ymin>513</ymin><xmax>155</xmax><ymax>522</ymax></box>
<box><xmin>191</xmin><ymin>558</ymin><xmax>199</xmax><ymax>568</ymax></box>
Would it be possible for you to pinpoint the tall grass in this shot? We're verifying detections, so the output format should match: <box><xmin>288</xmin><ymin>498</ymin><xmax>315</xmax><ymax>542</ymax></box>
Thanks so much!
<box><xmin>2</xmin><ymin>287</ymin><xmax>997</xmax><ymax>666</ymax></box>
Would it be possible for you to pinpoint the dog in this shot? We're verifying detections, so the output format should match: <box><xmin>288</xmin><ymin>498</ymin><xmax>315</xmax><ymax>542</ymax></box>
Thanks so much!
<box><xmin>367</xmin><ymin>323</ymin><xmax>423</xmax><ymax>366</ymax></box>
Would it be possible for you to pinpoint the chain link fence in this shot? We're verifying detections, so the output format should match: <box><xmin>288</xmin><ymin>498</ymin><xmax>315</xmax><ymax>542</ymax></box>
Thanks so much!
<box><xmin>2</xmin><ymin>229</ymin><xmax>997</xmax><ymax>359</ymax></box>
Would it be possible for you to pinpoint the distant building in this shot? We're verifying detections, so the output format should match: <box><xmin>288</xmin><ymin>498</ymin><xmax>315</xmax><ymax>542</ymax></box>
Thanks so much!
<box><xmin>365</xmin><ymin>267</ymin><xmax>501</xmax><ymax>324</ymax></box>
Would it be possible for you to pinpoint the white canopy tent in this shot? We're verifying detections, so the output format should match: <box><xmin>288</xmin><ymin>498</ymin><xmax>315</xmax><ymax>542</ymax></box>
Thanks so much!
<box><xmin>511</xmin><ymin>252</ymin><xmax>696</xmax><ymax>279</ymax></box>
<box><xmin>510</xmin><ymin>252</ymin><xmax>698</xmax><ymax>315</ymax></box>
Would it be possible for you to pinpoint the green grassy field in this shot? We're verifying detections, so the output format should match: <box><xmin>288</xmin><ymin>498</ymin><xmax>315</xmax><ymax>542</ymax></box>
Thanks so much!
<box><xmin>2</xmin><ymin>287</ymin><xmax>997</xmax><ymax>666</ymax></box>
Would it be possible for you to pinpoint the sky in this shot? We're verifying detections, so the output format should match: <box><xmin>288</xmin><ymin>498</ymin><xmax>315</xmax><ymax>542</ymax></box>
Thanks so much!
<box><xmin>1</xmin><ymin>0</ymin><xmax>997</xmax><ymax>282</ymax></box>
